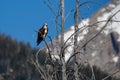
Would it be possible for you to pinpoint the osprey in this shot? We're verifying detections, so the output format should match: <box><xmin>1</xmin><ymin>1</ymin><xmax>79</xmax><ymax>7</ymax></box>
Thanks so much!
<box><xmin>37</xmin><ymin>23</ymin><xmax>48</xmax><ymax>46</ymax></box>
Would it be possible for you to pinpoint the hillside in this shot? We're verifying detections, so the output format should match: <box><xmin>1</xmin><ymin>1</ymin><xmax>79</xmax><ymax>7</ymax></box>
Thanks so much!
<box><xmin>0</xmin><ymin>33</ymin><xmax>41</xmax><ymax>80</ymax></box>
<box><xmin>0</xmin><ymin>33</ymin><xmax>120</xmax><ymax>80</ymax></box>
<box><xmin>42</xmin><ymin>0</ymin><xmax>120</xmax><ymax>78</ymax></box>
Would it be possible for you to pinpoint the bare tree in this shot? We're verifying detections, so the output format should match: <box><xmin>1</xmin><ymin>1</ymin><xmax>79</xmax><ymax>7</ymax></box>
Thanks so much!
<box><xmin>60</xmin><ymin>0</ymin><xmax>67</xmax><ymax>80</ymax></box>
<box><xmin>31</xmin><ymin>0</ymin><xmax>120</xmax><ymax>80</ymax></box>
<box><xmin>74</xmin><ymin>0</ymin><xmax>79</xmax><ymax>80</ymax></box>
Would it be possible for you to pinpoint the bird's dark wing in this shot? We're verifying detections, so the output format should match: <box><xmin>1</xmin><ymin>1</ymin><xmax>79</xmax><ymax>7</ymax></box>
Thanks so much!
<box><xmin>36</xmin><ymin>28</ymin><xmax>44</xmax><ymax>45</ymax></box>
<box><xmin>37</xmin><ymin>32</ymin><xmax>42</xmax><ymax>45</ymax></box>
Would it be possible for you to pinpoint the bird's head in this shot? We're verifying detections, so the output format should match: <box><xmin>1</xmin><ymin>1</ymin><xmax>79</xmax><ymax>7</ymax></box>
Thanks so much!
<box><xmin>43</xmin><ymin>23</ymin><xmax>48</xmax><ymax>29</ymax></box>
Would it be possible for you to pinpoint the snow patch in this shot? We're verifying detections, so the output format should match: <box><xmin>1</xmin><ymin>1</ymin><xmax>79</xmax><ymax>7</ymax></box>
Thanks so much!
<box><xmin>109</xmin><ymin>4</ymin><xmax>116</xmax><ymax>8</ymax></box>
<box><xmin>63</xmin><ymin>19</ymin><xmax>89</xmax><ymax>61</ymax></box>
<box><xmin>64</xmin><ymin>19</ymin><xmax>89</xmax><ymax>42</ymax></box>
<box><xmin>91</xmin><ymin>51</ymin><xmax>97</xmax><ymax>57</ymax></box>
<box><xmin>97</xmin><ymin>4</ymin><xmax>120</xmax><ymax>36</ymax></box>
<box><xmin>112</xmin><ymin>56</ymin><xmax>119</xmax><ymax>63</ymax></box>
<box><xmin>101</xmin><ymin>8</ymin><xmax>106</xmax><ymax>12</ymax></box>
<box><xmin>78</xmin><ymin>19</ymin><xmax>89</xmax><ymax>28</ymax></box>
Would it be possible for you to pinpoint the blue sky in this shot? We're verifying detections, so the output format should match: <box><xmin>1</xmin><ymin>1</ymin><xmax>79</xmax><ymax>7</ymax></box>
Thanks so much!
<box><xmin>0</xmin><ymin>0</ymin><xmax>110</xmax><ymax>48</ymax></box>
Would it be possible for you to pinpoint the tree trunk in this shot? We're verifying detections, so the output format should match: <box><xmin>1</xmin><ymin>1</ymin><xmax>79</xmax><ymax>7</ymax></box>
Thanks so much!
<box><xmin>60</xmin><ymin>0</ymin><xmax>67</xmax><ymax>80</ymax></box>
<box><xmin>74</xmin><ymin>0</ymin><xmax>79</xmax><ymax>80</ymax></box>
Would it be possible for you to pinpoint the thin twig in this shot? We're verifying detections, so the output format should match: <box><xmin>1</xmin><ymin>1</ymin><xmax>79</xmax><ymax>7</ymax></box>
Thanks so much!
<box><xmin>79</xmin><ymin>0</ymin><xmax>101</xmax><ymax>7</ymax></box>
<box><xmin>90</xmin><ymin>64</ymin><xmax>96</xmax><ymax>80</ymax></box>
<box><xmin>65</xmin><ymin>0</ymin><xmax>101</xmax><ymax>22</ymax></box>
<box><xmin>31</xmin><ymin>58</ymin><xmax>46</xmax><ymax>79</ymax></box>
<box><xmin>43</xmin><ymin>39</ymin><xmax>52</xmax><ymax>60</ymax></box>
<box><xmin>102</xmin><ymin>70</ymin><xmax>120</xmax><ymax>80</ymax></box>
<box><xmin>42</xmin><ymin>0</ymin><xmax>56</xmax><ymax>16</ymax></box>
<box><xmin>47</xmin><ymin>35</ymin><xmax>54</xmax><ymax>49</ymax></box>
<box><xmin>35</xmin><ymin>48</ymin><xmax>47</xmax><ymax>78</ymax></box>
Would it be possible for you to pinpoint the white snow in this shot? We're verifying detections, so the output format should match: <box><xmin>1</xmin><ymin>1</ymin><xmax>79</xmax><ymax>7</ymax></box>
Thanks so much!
<box><xmin>97</xmin><ymin>3</ymin><xmax>120</xmax><ymax>36</ymax></box>
<box><xmin>63</xmin><ymin>19</ymin><xmax>89</xmax><ymax>61</ymax></box>
<box><xmin>78</xmin><ymin>19</ymin><xmax>89</xmax><ymax>28</ymax></box>
<box><xmin>64</xmin><ymin>28</ymin><xmax>74</xmax><ymax>42</ymax></box>
<box><xmin>109</xmin><ymin>4</ymin><xmax>115</xmax><ymax>8</ymax></box>
<box><xmin>64</xmin><ymin>19</ymin><xmax>89</xmax><ymax>43</ymax></box>
<box><xmin>112</xmin><ymin>56</ymin><xmax>119</xmax><ymax>63</ymax></box>
<box><xmin>101</xmin><ymin>8</ymin><xmax>106</xmax><ymax>12</ymax></box>
<box><xmin>91</xmin><ymin>51</ymin><xmax>97</xmax><ymax>57</ymax></box>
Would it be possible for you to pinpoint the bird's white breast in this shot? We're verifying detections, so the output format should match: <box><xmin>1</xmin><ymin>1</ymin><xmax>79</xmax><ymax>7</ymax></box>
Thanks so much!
<box><xmin>44</xmin><ymin>29</ymin><xmax>47</xmax><ymax>33</ymax></box>
<box><xmin>43</xmin><ymin>27</ymin><xmax>48</xmax><ymax>38</ymax></box>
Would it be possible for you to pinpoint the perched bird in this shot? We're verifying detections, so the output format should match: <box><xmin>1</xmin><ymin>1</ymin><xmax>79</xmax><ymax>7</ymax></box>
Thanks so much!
<box><xmin>36</xmin><ymin>23</ymin><xmax>48</xmax><ymax>46</ymax></box>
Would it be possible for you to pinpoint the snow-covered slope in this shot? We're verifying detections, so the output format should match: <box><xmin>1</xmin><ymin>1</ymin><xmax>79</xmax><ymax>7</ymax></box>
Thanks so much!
<box><xmin>43</xmin><ymin>0</ymin><xmax>120</xmax><ymax>71</ymax></box>
<box><xmin>96</xmin><ymin>2</ymin><xmax>120</xmax><ymax>35</ymax></box>
<box><xmin>63</xmin><ymin>19</ymin><xmax>90</xmax><ymax>61</ymax></box>
<box><xmin>59</xmin><ymin>0</ymin><xmax>120</xmax><ymax>63</ymax></box>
